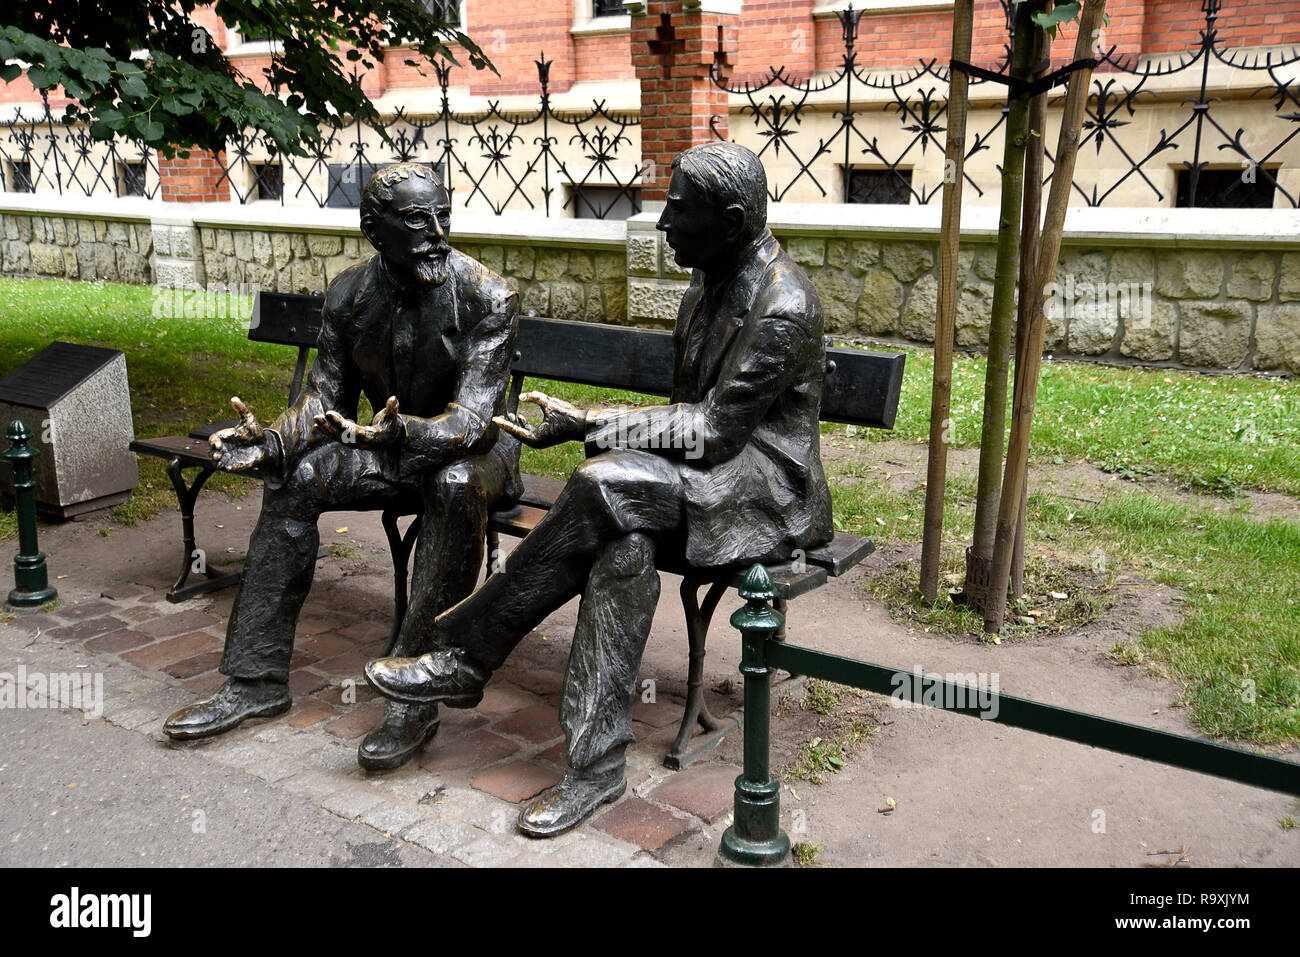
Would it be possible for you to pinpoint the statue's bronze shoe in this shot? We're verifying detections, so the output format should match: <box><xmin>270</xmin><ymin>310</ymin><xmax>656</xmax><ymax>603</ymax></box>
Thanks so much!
<box><xmin>163</xmin><ymin>678</ymin><xmax>291</xmax><ymax>740</ymax></box>
<box><xmin>517</xmin><ymin>768</ymin><xmax>627</xmax><ymax>838</ymax></box>
<box><xmin>357</xmin><ymin>701</ymin><xmax>440</xmax><ymax>771</ymax></box>
<box><xmin>364</xmin><ymin>649</ymin><xmax>487</xmax><ymax>707</ymax></box>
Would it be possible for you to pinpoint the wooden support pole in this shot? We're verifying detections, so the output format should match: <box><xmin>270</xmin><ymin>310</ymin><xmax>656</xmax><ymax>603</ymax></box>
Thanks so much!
<box><xmin>985</xmin><ymin>0</ymin><xmax>1109</xmax><ymax>634</ymax></box>
<box><xmin>920</xmin><ymin>0</ymin><xmax>975</xmax><ymax>604</ymax></box>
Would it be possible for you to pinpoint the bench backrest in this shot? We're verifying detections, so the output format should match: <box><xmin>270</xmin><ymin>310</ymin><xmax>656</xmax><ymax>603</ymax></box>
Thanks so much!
<box><xmin>252</xmin><ymin>292</ymin><xmax>324</xmax><ymax>404</ymax></box>
<box><xmin>512</xmin><ymin>315</ymin><xmax>904</xmax><ymax>429</ymax></box>
<box><xmin>254</xmin><ymin>296</ymin><xmax>905</xmax><ymax>430</ymax></box>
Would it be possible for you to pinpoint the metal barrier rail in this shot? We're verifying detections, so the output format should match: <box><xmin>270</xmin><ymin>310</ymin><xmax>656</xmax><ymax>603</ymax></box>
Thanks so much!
<box><xmin>718</xmin><ymin>564</ymin><xmax>1300</xmax><ymax>867</ymax></box>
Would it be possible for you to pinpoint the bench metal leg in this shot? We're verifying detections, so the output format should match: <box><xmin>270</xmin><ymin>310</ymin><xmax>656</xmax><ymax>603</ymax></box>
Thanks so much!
<box><xmin>381</xmin><ymin>511</ymin><xmax>423</xmax><ymax>657</ymax></box>
<box><xmin>665</xmin><ymin>576</ymin><xmax>740</xmax><ymax>770</ymax></box>
<box><xmin>165</xmin><ymin>458</ymin><xmax>243</xmax><ymax>603</ymax></box>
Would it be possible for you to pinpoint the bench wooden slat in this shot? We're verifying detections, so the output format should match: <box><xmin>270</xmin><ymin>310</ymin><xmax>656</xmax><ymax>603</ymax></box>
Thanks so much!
<box><xmin>822</xmin><ymin>347</ymin><xmax>906</xmax><ymax>429</ymax></box>
<box><xmin>513</xmin><ymin>316</ymin><xmax>675</xmax><ymax>397</ymax></box>
<box><xmin>804</xmin><ymin>534</ymin><xmax>876</xmax><ymax>577</ymax></box>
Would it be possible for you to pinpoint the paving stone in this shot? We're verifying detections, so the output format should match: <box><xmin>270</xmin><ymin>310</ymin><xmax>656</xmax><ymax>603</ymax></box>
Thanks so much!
<box><xmin>122</xmin><ymin>631</ymin><xmax>221</xmax><ymax>671</ymax></box>
<box><xmin>288</xmin><ymin>649</ymin><xmax>319</xmax><ymax>669</ymax></box>
<box><xmin>592</xmin><ymin>797</ymin><xmax>694</xmax><ymax>851</ymax></box>
<box><xmin>294</xmin><ymin>616</ymin><xmax>337</xmax><ymax>638</ymax></box>
<box><xmin>633</xmin><ymin>695</ymin><xmax>685</xmax><ymax>729</ymax></box>
<box><xmin>438</xmin><ymin>709</ymin><xmax>489</xmax><ymax>735</ymax></box>
<box><xmin>368</xmin><ymin>767</ymin><xmax>443</xmax><ymax>802</ymax></box>
<box><xmin>549</xmin><ymin>834</ymin><xmax>642</xmax><ymax>867</ymax></box>
<box><xmin>204</xmin><ymin>743</ymin><xmax>267</xmax><ymax>769</ymax></box>
<box><xmin>135</xmin><ymin>610</ymin><xmax>220</xmax><ymax>638</ymax></box>
<box><xmin>316</xmin><ymin>681</ymin><xmax>377</xmax><ymax>707</ymax></box>
<box><xmin>279</xmin><ymin>770</ymin><xmax>345</xmax><ymax>801</ymax></box>
<box><xmin>311</xmin><ymin>741</ymin><xmax>366</xmax><ymax>775</ymax></box>
<box><xmin>6</xmin><ymin>612</ymin><xmax>61</xmax><ymax>633</ymax></box>
<box><xmin>115</xmin><ymin>605</ymin><xmax>163</xmax><ymax>623</ymax></box>
<box><xmin>45</xmin><ymin>616</ymin><xmax>127</xmax><ymax>644</ymax></box>
<box><xmin>471</xmin><ymin>760</ymin><xmax>560</xmax><ymax>803</ymax></box>
<box><xmin>55</xmin><ymin>600</ymin><xmax>120</xmax><ymax>621</ymax></box>
<box><xmin>421</xmin><ymin>729</ymin><xmax>520</xmax><ymax>771</ymax></box>
<box><xmin>99</xmin><ymin>583</ymin><xmax>150</xmax><ymax>601</ymax></box>
<box><xmin>286</xmin><ymin>698</ymin><xmax>336</xmax><ymax>728</ymax></box>
<box><xmin>452</xmin><ymin>835</ymin><xmax>519</xmax><ymax>868</ymax></box>
<box><xmin>501</xmin><ymin>667</ymin><xmax>565</xmax><ymax>697</ymax></box>
<box><xmin>84</xmin><ymin>628</ymin><xmax>153</xmax><ymax>654</ymax></box>
<box><xmin>323</xmin><ymin>788</ymin><xmax>387</xmax><ymax>821</ymax></box>
<box><xmin>107</xmin><ymin>707</ymin><xmax>161</xmax><ymax>732</ymax></box>
<box><xmin>165</xmin><ymin>651</ymin><xmax>223</xmax><ymax>679</ymax></box>
<box><xmin>336</xmin><ymin>619</ymin><xmax>388</xmax><ymax>642</ymax></box>
<box><xmin>244</xmin><ymin>754</ymin><xmax>304</xmax><ymax>784</ymax></box>
<box><xmin>323</xmin><ymin>700</ymin><xmax>386</xmax><ymax>739</ymax></box>
<box><xmin>404</xmin><ymin>819</ymin><xmax>478</xmax><ymax>855</ymax></box>
<box><xmin>477</xmin><ymin>683</ymin><xmax>542</xmax><ymax>716</ymax></box>
<box><xmin>359</xmin><ymin>804</ymin><xmax>426</xmax><ymax>835</ymax></box>
<box><xmin>181</xmin><ymin>672</ymin><xmax>226</xmax><ymax>696</ymax></box>
<box><xmin>288</xmin><ymin>669</ymin><xmax>329</xmax><ymax>697</ymax></box>
<box><xmin>296</xmin><ymin>633</ymin><xmax>356</xmax><ymax>659</ymax></box>
<box><xmin>266</xmin><ymin>732</ymin><xmax>324</xmax><ymax>758</ymax></box>
<box><xmin>650</xmin><ymin>764</ymin><xmax>739</xmax><ymax>823</ymax></box>
<box><xmin>493</xmin><ymin>705</ymin><xmax>562</xmax><ymax>744</ymax></box>
<box><xmin>536</xmin><ymin>740</ymin><xmax>567</xmax><ymax>767</ymax></box>
<box><xmin>314</xmin><ymin>651</ymin><xmax>368</xmax><ymax>677</ymax></box>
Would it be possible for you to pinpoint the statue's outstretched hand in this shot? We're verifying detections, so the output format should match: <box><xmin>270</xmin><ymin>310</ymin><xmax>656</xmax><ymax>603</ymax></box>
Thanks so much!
<box><xmin>314</xmin><ymin>396</ymin><xmax>405</xmax><ymax>449</ymax></box>
<box><xmin>210</xmin><ymin>397</ymin><xmax>272</xmax><ymax>472</ymax></box>
<box><xmin>492</xmin><ymin>391</ymin><xmax>587</xmax><ymax>449</ymax></box>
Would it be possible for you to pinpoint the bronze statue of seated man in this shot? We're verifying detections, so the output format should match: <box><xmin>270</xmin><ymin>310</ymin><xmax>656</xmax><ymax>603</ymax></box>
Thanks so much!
<box><xmin>365</xmin><ymin>142</ymin><xmax>833</xmax><ymax>836</ymax></box>
<box><xmin>164</xmin><ymin>163</ymin><xmax>521</xmax><ymax>772</ymax></box>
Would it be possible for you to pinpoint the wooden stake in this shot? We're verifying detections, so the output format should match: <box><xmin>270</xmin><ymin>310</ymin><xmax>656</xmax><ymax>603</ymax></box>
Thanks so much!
<box><xmin>920</xmin><ymin>0</ymin><xmax>976</xmax><ymax>603</ymax></box>
<box><xmin>985</xmin><ymin>0</ymin><xmax>1109</xmax><ymax>633</ymax></box>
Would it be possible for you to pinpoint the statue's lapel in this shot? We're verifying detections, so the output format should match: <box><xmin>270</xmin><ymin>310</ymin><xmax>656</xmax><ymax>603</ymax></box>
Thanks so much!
<box><xmin>694</xmin><ymin>233</ymin><xmax>780</xmax><ymax>394</ymax></box>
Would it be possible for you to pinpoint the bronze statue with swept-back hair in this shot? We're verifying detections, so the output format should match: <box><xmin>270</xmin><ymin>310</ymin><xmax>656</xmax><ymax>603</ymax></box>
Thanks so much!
<box><xmin>366</xmin><ymin>142</ymin><xmax>833</xmax><ymax>836</ymax></box>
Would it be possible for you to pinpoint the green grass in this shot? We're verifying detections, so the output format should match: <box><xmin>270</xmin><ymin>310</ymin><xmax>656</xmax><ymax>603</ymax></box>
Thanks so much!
<box><xmin>2</xmin><ymin>276</ymin><xmax>1297</xmax><ymax>744</ymax></box>
<box><xmin>825</xmin><ymin>343</ymin><xmax>1300</xmax><ymax>496</ymax></box>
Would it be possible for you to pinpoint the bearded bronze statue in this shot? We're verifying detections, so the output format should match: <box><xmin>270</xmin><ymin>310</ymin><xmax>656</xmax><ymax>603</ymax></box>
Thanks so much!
<box><xmin>164</xmin><ymin>163</ymin><xmax>521</xmax><ymax>772</ymax></box>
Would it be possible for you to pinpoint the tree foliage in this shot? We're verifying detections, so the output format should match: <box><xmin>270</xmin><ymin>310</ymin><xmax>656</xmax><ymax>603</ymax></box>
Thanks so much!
<box><xmin>0</xmin><ymin>1</ymin><xmax>493</xmax><ymax>157</ymax></box>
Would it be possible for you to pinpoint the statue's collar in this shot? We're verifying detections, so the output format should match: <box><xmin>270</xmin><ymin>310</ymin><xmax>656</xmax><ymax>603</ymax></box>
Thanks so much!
<box><xmin>699</xmin><ymin>228</ymin><xmax>777</xmax><ymax>291</ymax></box>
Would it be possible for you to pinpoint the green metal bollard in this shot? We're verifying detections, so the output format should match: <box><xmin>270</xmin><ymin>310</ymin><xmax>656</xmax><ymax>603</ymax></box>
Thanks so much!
<box><xmin>718</xmin><ymin>563</ymin><xmax>789</xmax><ymax>867</ymax></box>
<box><xmin>4</xmin><ymin>420</ymin><xmax>57</xmax><ymax>608</ymax></box>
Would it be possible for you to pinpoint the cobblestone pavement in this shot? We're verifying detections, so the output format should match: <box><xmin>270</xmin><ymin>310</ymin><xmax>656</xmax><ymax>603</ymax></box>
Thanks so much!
<box><xmin>0</xmin><ymin>574</ymin><xmax>765</xmax><ymax>867</ymax></box>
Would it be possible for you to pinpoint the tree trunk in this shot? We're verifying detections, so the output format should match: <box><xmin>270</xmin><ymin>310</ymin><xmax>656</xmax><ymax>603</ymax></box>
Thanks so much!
<box><xmin>1010</xmin><ymin>10</ymin><xmax>1053</xmax><ymax>600</ymax></box>
<box><xmin>964</xmin><ymin>0</ymin><xmax>1038</xmax><ymax>614</ymax></box>
<box><xmin>984</xmin><ymin>0</ymin><xmax>1110</xmax><ymax>633</ymax></box>
<box><xmin>920</xmin><ymin>0</ymin><xmax>976</xmax><ymax>604</ymax></box>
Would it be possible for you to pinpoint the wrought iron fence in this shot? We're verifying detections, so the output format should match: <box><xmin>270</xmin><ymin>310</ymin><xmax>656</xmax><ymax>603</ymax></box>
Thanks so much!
<box><xmin>1</xmin><ymin>0</ymin><xmax>1295</xmax><ymax>213</ymax></box>
<box><xmin>0</xmin><ymin>54</ymin><xmax>645</xmax><ymax>218</ymax></box>
<box><xmin>711</xmin><ymin>0</ymin><xmax>1300</xmax><ymax>208</ymax></box>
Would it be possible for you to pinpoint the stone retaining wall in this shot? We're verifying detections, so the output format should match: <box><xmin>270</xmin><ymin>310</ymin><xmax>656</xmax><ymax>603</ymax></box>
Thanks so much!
<box><xmin>3</xmin><ymin>198</ymin><xmax>1297</xmax><ymax>376</ymax></box>
<box><xmin>2</xmin><ymin>211</ymin><xmax>152</xmax><ymax>284</ymax></box>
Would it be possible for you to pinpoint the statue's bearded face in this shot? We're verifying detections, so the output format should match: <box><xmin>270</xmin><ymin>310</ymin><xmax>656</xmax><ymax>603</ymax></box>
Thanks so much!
<box><xmin>373</xmin><ymin>175</ymin><xmax>452</xmax><ymax>287</ymax></box>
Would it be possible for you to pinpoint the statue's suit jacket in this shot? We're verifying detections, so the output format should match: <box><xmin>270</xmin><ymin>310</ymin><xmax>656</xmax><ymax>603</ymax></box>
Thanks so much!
<box><xmin>585</xmin><ymin>228</ymin><xmax>833</xmax><ymax>567</ymax></box>
<box><xmin>264</xmin><ymin>250</ymin><xmax>521</xmax><ymax>491</ymax></box>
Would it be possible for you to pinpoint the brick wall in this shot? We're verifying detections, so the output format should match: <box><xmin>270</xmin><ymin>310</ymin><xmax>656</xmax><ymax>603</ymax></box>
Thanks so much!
<box><xmin>157</xmin><ymin>152</ymin><xmax>227</xmax><ymax>203</ymax></box>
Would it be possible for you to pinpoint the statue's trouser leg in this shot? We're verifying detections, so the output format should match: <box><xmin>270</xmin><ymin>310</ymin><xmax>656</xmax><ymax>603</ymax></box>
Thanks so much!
<box><xmin>389</xmin><ymin>442</ymin><xmax>515</xmax><ymax>658</ymax></box>
<box><xmin>432</xmin><ymin>450</ymin><xmax>685</xmax><ymax>676</ymax></box>
<box><xmin>221</xmin><ymin>443</ymin><xmax>406</xmax><ymax>682</ymax></box>
<box><xmin>561</xmin><ymin>531</ymin><xmax>660</xmax><ymax>773</ymax></box>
